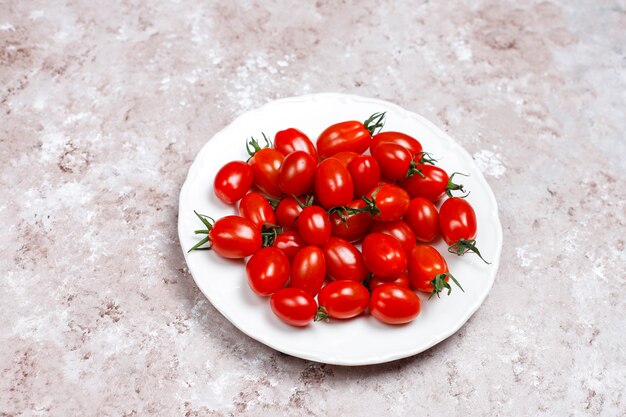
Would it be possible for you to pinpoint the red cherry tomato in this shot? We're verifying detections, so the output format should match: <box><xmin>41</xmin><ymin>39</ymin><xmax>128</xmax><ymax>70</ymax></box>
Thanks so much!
<box><xmin>189</xmin><ymin>214</ymin><xmax>262</xmax><ymax>258</ymax></box>
<box><xmin>439</xmin><ymin>197</ymin><xmax>488</xmax><ymax>262</ymax></box>
<box><xmin>314</xmin><ymin>158</ymin><xmax>354</xmax><ymax>209</ymax></box>
<box><xmin>370</xmin><ymin>131</ymin><xmax>423</xmax><ymax>156</ymax></box>
<box><xmin>399</xmin><ymin>165</ymin><xmax>465</xmax><ymax>201</ymax></box>
<box><xmin>369</xmin><ymin>284</ymin><xmax>421</xmax><ymax>325</ymax></box>
<box><xmin>408</xmin><ymin>245</ymin><xmax>462</xmax><ymax>296</ymax></box>
<box><xmin>213</xmin><ymin>161</ymin><xmax>253</xmax><ymax>204</ymax></box>
<box><xmin>272</xmin><ymin>230</ymin><xmax>305</xmax><ymax>261</ymax></box>
<box><xmin>322</xmin><ymin>237</ymin><xmax>369</xmax><ymax>282</ymax></box>
<box><xmin>274</xmin><ymin>128</ymin><xmax>317</xmax><ymax>160</ymax></box>
<box><xmin>317</xmin><ymin>122</ymin><xmax>370</xmax><ymax>158</ymax></box>
<box><xmin>329</xmin><ymin>199</ymin><xmax>373</xmax><ymax>242</ymax></box>
<box><xmin>270</xmin><ymin>288</ymin><xmax>318</xmax><ymax>327</ymax></box>
<box><xmin>317</xmin><ymin>280</ymin><xmax>370</xmax><ymax>319</ymax></box>
<box><xmin>278</xmin><ymin>151</ymin><xmax>316</xmax><ymax>196</ymax></box>
<box><xmin>404</xmin><ymin>197</ymin><xmax>440</xmax><ymax>242</ymax></box>
<box><xmin>289</xmin><ymin>246</ymin><xmax>326</xmax><ymax>296</ymax></box>
<box><xmin>362</xmin><ymin>233</ymin><xmax>407</xmax><ymax>278</ymax></box>
<box><xmin>275</xmin><ymin>196</ymin><xmax>304</xmax><ymax>229</ymax></box>
<box><xmin>246</xmin><ymin>247</ymin><xmax>290</xmax><ymax>296</ymax></box>
<box><xmin>371</xmin><ymin>143</ymin><xmax>415</xmax><ymax>181</ymax></box>
<box><xmin>347</xmin><ymin>155</ymin><xmax>381</xmax><ymax>198</ymax></box>
<box><xmin>364</xmin><ymin>184</ymin><xmax>410</xmax><ymax>222</ymax></box>
<box><xmin>296</xmin><ymin>206</ymin><xmax>331</xmax><ymax>246</ymax></box>
<box><xmin>328</xmin><ymin>151</ymin><xmax>359</xmax><ymax>167</ymax></box>
<box><xmin>368</xmin><ymin>273</ymin><xmax>410</xmax><ymax>290</ymax></box>
<box><xmin>370</xmin><ymin>220</ymin><xmax>417</xmax><ymax>256</ymax></box>
<box><xmin>238</xmin><ymin>192</ymin><xmax>276</xmax><ymax>230</ymax></box>
<box><xmin>248</xmin><ymin>147</ymin><xmax>284</xmax><ymax>198</ymax></box>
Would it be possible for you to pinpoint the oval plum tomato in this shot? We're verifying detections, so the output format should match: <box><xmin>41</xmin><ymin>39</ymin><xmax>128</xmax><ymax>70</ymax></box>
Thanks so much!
<box><xmin>247</xmin><ymin>135</ymin><xmax>284</xmax><ymax>198</ymax></box>
<box><xmin>317</xmin><ymin>280</ymin><xmax>370</xmax><ymax>319</ymax></box>
<box><xmin>316</xmin><ymin>112</ymin><xmax>386</xmax><ymax>158</ymax></box>
<box><xmin>368</xmin><ymin>273</ymin><xmax>410</xmax><ymax>291</ymax></box>
<box><xmin>371</xmin><ymin>143</ymin><xmax>418</xmax><ymax>181</ymax></box>
<box><xmin>370</xmin><ymin>131</ymin><xmax>423</xmax><ymax>156</ymax></box>
<box><xmin>347</xmin><ymin>155</ymin><xmax>381</xmax><ymax>198</ymax></box>
<box><xmin>275</xmin><ymin>196</ymin><xmax>305</xmax><ymax>229</ymax></box>
<box><xmin>246</xmin><ymin>247</ymin><xmax>290</xmax><ymax>296</ymax></box>
<box><xmin>439</xmin><ymin>197</ymin><xmax>489</xmax><ymax>263</ymax></box>
<box><xmin>290</xmin><ymin>246</ymin><xmax>326</xmax><ymax>296</ymax></box>
<box><xmin>363</xmin><ymin>184</ymin><xmax>410</xmax><ymax>221</ymax></box>
<box><xmin>278</xmin><ymin>151</ymin><xmax>316</xmax><ymax>195</ymax></box>
<box><xmin>399</xmin><ymin>165</ymin><xmax>466</xmax><ymax>201</ymax></box>
<box><xmin>314</xmin><ymin>158</ymin><xmax>354</xmax><ymax>209</ymax></box>
<box><xmin>322</xmin><ymin>237</ymin><xmax>368</xmax><ymax>282</ymax></box>
<box><xmin>213</xmin><ymin>161</ymin><xmax>253</xmax><ymax>205</ymax></box>
<box><xmin>272</xmin><ymin>229</ymin><xmax>305</xmax><ymax>261</ymax></box>
<box><xmin>238</xmin><ymin>192</ymin><xmax>276</xmax><ymax>230</ymax></box>
<box><xmin>404</xmin><ymin>197</ymin><xmax>440</xmax><ymax>242</ymax></box>
<box><xmin>329</xmin><ymin>199</ymin><xmax>373</xmax><ymax>242</ymax></box>
<box><xmin>189</xmin><ymin>213</ymin><xmax>262</xmax><ymax>258</ymax></box>
<box><xmin>408</xmin><ymin>245</ymin><xmax>463</xmax><ymax>297</ymax></box>
<box><xmin>296</xmin><ymin>206</ymin><xmax>331</xmax><ymax>246</ymax></box>
<box><xmin>274</xmin><ymin>128</ymin><xmax>317</xmax><ymax>160</ymax></box>
<box><xmin>369</xmin><ymin>284</ymin><xmax>421</xmax><ymax>325</ymax></box>
<box><xmin>270</xmin><ymin>287</ymin><xmax>318</xmax><ymax>327</ymax></box>
<box><xmin>361</xmin><ymin>233</ymin><xmax>407</xmax><ymax>278</ymax></box>
<box><xmin>370</xmin><ymin>220</ymin><xmax>416</xmax><ymax>257</ymax></box>
<box><xmin>328</xmin><ymin>151</ymin><xmax>359</xmax><ymax>167</ymax></box>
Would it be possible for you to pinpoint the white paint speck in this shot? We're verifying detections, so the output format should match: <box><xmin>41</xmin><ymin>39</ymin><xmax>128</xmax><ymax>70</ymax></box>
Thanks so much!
<box><xmin>0</xmin><ymin>23</ymin><xmax>15</xmax><ymax>31</ymax></box>
<box><xmin>473</xmin><ymin>149</ymin><xmax>507</xmax><ymax>178</ymax></box>
<box><xmin>516</xmin><ymin>246</ymin><xmax>539</xmax><ymax>267</ymax></box>
<box><xmin>29</xmin><ymin>10</ymin><xmax>44</xmax><ymax>19</ymax></box>
<box><xmin>276</xmin><ymin>60</ymin><xmax>288</xmax><ymax>67</ymax></box>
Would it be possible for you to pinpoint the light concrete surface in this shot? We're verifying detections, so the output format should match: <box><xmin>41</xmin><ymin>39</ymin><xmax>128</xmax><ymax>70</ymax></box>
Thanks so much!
<box><xmin>1</xmin><ymin>1</ymin><xmax>624</xmax><ymax>416</ymax></box>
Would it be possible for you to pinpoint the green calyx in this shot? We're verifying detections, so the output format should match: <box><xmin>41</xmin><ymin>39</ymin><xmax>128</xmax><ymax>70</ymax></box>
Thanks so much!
<box><xmin>261</xmin><ymin>223</ymin><xmax>285</xmax><ymax>247</ymax></box>
<box><xmin>428</xmin><ymin>272</ymin><xmax>464</xmax><ymax>299</ymax></box>
<box><xmin>415</xmin><ymin>152</ymin><xmax>438</xmax><ymax>165</ymax></box>
<box><xmin>405</xmin><ymin>160</ymin><xmax>425</xmax><ymax>179</ymax></box>
<box><xmin>446</xmin><ymin>172</ymin><xmax>470</xmax><ymax>198</ymax></box>
<box><xmin>360</xmin><ymin>186</ymin><xmax>383</xmax><ymax>218</ymax></box>
<box><xmin>314</xmin><ymin>306</ymin><xmax>329</xmax><ymax>322</ymax></box>
<box><xmin>188</xmin><ymin>210</ymin><xmax>215</xmax><ymax>252</ymax></box>
<box><xmin>363</xmin><ymin>111</ymin><xmax>387</xmax><ymax>135</ymax></box>
<box><xmin>246</xmin><ymin>132</ymin><xmax>272</xmax><ymax>158</ymax></box>
<box><xmin>448</xmin><ymin>238</ymin><xmax>490</xmax><ymax>264</ymax></box>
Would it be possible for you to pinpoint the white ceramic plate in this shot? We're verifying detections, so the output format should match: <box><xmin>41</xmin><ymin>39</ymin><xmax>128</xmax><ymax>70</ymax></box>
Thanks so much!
<box><xmin>178</xmin><ymin>93</ymin><xmax>502</xmax><ymax>366</ymax></box>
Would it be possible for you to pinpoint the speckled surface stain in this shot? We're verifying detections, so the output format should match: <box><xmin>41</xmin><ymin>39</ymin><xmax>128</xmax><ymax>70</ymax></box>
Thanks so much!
<box><xmin>1</xmin><ymin>0</ymin><xmax>625</xmax><ymax>416</ymax></box>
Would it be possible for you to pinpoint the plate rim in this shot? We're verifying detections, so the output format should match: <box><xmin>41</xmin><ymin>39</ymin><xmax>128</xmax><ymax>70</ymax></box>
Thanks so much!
<box><xmin>177</xmin><ymin>92</ymin><xmax>503</xmax><ymax>366</ymax></box>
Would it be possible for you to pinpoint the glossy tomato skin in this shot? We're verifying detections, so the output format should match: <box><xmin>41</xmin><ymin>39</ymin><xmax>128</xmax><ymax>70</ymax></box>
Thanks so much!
<box><xmin>408</xmin><ymin>245</ymin><xmax>449</xmax><ymax>293</ymax></box>
<box><xmin>347</xmin><ymin>155</ymin><xmax>381</xmax><ymax>198</ymax></box>
<box><xmin>238</xmin><ymin>192</ymin><xmax>276</xmax><ymax>230</ymax></box>
<box><xmin>369</xmin><ymin>284</ymin><xmax>421</xmax><ymax>325</ymax></box>
<box><xmin>296</xmin><ymin>206</ymin><xmax>331</xmax><ymax>246</ymax></box>
<box><xmin>278</xmin><ymin>151</ymin><xmax>316</xmax><ymax>195</ymax></box>
<box><xmin>274</xmin><ymin>128</ymin><xmax>317</xmax><ymax>160</ymax></box>
<box><xmin>328</xmin><ymin>151</ymin><xmax>359</xmax><ymax>167</ymax></box>
<box><xmin>317</xmin><ymin>280</ymin><xmax>370</xmax><ymax>319</ymax></box>
<box><xmin>404</xmin><ymin>197</ymin><xmax>440</xmax><ymax>242</ymax></box>
<box><xmin>366</xmin><ymin>184</ymin><xmax>410</xmax><ymax>222</ymax></box>
<box><xmin>317</xmin><ymin>121</ymin><xmax>371</xmax><ymax>158</ymax></box>
<box><xmin>439</xmin><ymin>197</ymin><xmax>477</xmax><ymax>245</ymax></box>
<box><xmin>362</xmin><ymin>233</ymin><xmax>407</xmax><ymax>278</ymax></box>
<box><xmin>272</xmin><ymin>230</ymin><xmax>305</xmax><ymax>261</ymax></box>
<box><xmin>370</xmin><ymin>220</ymin><xmax>417</xmax><ymax>257</ymax></box>
<box><xmin>214</xmin><ymin>161</ymin><xmax>254</xmax><ymax>204</ymax></box>
<box><xmin>370</xmin><ymin>131</ymin><xmax>423</xmax><ymax>156</ymax></box>
<box><xmin>399</xmin><ymin>164</ymin><xmax>448</xmax><ymax>201</ymax></box>
<box><xmin>329</xmin><ymin>199</ymin><xmax>373</xmax><ymax>242</ymax></box>
<box><xmin>368</xmin><ymin>273</ymin><xmax>410</xmax><ymax>290</ymax></box>
<box><xmin>275</xmin><ymin>196</ymin><xmax>304</xmax><ymax>229</ymax></box>
<box><xmin>246</xmin><ymin>247</ymin><xmax>290</xmax><ymax>296</ymax></box>
<box><xmin>248</xmin><ymin>148</ymin><xmax>284</xmax><ymax>198</ymax></box>
<box><xmin>270</xmin><ymin>288</ymin><xmax>318</xmax><ymax>327</ymax></box>
<box><xmin>290</xmin><ymin>246</ymin><xmax>326</xmax><ymax>296</ymax></box>
<box><xmin>209</xmin><ymin>216</ymin><xmax>262</xmax><ymax>258</ymax></box>
<box><xmin>314</xmin><ymin>158</ymin><xmax>354</xmax><ymax>209</ymax></box>
<box><xmin>322</xmin><ymin>237</ymin><xmax>369</xmax><ymax>282</ymax></box>
<box><xmin>371</xmin><ymin>143</ymin><xmax>413</xmax><ymax>181</ymax></box>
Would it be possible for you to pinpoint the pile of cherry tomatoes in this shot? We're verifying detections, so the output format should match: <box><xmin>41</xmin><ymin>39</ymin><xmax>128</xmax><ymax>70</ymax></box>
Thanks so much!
<box><xmin>190</xmin><ymin>112</ymin><xmax>488</xmax><ymax>327</ymax></box>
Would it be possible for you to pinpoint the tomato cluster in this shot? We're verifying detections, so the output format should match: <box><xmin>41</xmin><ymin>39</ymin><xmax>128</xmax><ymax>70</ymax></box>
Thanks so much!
<box><xmin>190</xmin><ymin>113</ymin><xmax>489</xmax><ymax>327</ymax></box>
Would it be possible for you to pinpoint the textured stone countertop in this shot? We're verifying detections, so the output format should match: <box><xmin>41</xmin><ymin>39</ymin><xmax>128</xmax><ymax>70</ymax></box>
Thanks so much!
<box><xmin>1</xmin><ymin>1</ymin><xmax>625</xmax><ymax>416</ymax></box>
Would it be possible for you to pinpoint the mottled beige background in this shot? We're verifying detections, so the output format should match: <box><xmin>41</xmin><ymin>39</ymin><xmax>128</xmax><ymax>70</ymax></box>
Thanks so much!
<box><xmin>1</xmin><ymin>0</ymin><xmax>625</xmax><ymax>416</ymax></box>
